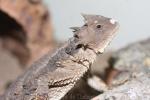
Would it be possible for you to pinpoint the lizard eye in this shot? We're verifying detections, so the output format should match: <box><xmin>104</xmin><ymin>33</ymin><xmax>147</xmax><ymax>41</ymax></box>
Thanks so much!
<box><xmin>96</xmin><ymin>24</ymin><xmax>102</xmax><ymax>29</ymax></box>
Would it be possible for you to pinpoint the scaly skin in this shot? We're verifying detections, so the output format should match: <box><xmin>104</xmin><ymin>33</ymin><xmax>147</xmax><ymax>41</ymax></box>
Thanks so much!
<box><xmin>2</xmin><ymin>14</ymin><xmax>119</xmax><ymax>100</ymax></box>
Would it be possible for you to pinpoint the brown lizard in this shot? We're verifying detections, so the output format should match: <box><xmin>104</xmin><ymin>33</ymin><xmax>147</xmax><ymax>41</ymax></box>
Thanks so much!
<box><xmin>1</xmin><ymin>14</ymin><xmax>119</xmax><ymax>100</ymax></box>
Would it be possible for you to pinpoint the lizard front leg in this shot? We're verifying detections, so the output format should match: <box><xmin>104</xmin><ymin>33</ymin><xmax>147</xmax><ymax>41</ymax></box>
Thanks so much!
<box><xmin>20</xmin><ymin>60</ymin><xmax>90</xmax><ymax>100</ymax></box>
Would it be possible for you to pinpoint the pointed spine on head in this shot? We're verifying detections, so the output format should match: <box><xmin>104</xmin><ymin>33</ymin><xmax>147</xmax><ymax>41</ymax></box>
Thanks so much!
<box><xmin>70</xmin><ymin>27</ymin><xmax>80</xmax><ymax>38</ymax></box>
<box><xmin>70</xmin><ymin>27</ymin><xmax>80</xmax><ymax>32</ymax></box>
<box><xmin>81</xmin><ymin>13</ymin><xmax>99</xmax><ymax>24</ymax></box>
<box><xmin>81</xmin><ymin>13</ymin><xmax>92</xmax><ymax>21</ymax></box>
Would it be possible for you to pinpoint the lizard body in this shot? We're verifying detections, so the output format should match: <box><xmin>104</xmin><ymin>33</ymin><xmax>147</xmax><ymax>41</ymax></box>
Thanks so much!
<box><xmin>2</xmin><ymin>14</ymin><xmax>119</xmax><ymax>100</ymax></box>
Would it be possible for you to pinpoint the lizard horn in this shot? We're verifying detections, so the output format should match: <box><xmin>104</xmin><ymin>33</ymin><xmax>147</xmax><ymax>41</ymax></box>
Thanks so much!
<box><xmin>70</xmin><ymin>27</ymin><xmax>80</xmax><ymax>32</ymax></box>
<box><xmin>81</xmin><ymin>13</ymin><xmax>93</xmax><ymax>20</ymax></box>
<box><xmin>81</xmin><ymin>13</ymin><xmax>102</xmax><ymax>22</ymax></box>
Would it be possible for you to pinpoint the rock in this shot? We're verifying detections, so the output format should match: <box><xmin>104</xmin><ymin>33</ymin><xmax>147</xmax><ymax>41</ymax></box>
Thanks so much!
<box><xmin>93</xmin><ymin>38</ymin><xmax>150</xmax><ymax>100</ymax></box>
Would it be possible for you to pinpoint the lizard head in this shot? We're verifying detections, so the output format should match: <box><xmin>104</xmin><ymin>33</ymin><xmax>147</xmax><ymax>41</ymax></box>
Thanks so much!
<box><xmin>71</xmin><ymin>14</ymin><xmax>119</xmax><ymax>54</ymax></box>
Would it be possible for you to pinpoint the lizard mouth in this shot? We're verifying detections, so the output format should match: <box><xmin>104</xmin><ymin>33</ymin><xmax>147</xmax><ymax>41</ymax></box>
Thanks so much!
<box><xmin>96</xmin><ymin>23</ymin><xmax>119</xmax><ymax>54</ymax></box>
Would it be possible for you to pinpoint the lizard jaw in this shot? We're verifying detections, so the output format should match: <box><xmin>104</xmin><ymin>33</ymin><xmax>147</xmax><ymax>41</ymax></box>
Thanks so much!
<box><xmin>97</xmin><ymin>22</ymin><xmax>119</xmax><ymax>54</ymax></box>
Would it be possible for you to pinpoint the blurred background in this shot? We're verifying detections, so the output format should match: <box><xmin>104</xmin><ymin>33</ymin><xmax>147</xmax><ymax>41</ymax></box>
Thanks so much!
<box><xmin>45</xmin><ymin>0</ymin><xmax>150</xmax><ymax>49</ymax></box>
<box><xmin>0</xmin><ymin>0</ymin><xmax>149</xmax><ymax>97</ymax></box>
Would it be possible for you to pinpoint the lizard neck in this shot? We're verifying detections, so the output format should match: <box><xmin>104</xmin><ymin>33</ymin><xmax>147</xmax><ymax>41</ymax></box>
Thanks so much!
<box><xmin>68</xmin><ymin>37</ymin><xmax>97</xmax><ymax>60</ymax></box>
<box><xmin>50</xmin><ymin>37</ymin><xmax>97</xmax><ymax>69</ymax></box>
